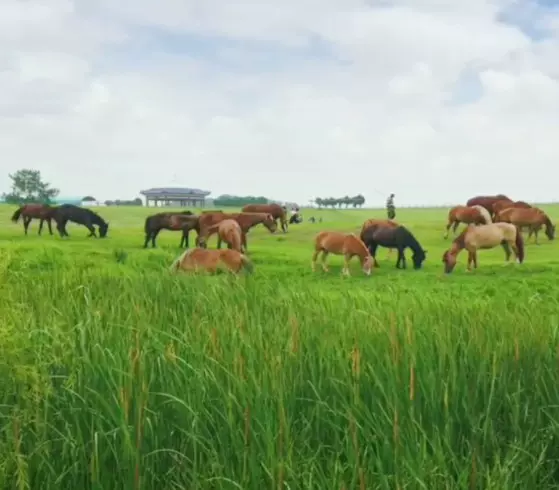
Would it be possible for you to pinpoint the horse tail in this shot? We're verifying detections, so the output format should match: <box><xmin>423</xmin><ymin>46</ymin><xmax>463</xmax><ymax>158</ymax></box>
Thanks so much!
<box><xmin>11</xmin><ymin>207</ymin><xmax>22</xmax><ymax>223</ymax></box>
<box><xmin>473</xmin><ymin>205</ymin><xmax>492</xmax><ymax>224</ymax></box>
<box><xmin>144</xmin><ymin>216</ymin><xmax>153</xmax><ymax>234</ymax></box>
<box><xmin>515</xmin><ymin>227</ymin><xmax>525</xmax><ymax>264</ymax></box>
<box><xmin>240</xmin><ymin>254</ymin><xmax>254</xmax><ymax>274</ymax></box>
<box><xmin>169</xmin><ymin>250</ymin><xmax>189</xmax><ymax>272</ymax></box>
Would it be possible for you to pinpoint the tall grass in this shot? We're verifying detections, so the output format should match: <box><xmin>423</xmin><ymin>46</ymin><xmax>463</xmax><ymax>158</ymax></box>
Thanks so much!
<box><xmin>2</xmin><ymin>249</ymin><xmax>559</xmax><ymax>489</ymax></box>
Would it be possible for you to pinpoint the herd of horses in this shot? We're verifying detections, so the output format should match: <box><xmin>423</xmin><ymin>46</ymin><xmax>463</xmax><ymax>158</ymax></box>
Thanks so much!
<box><xmin>7</xmin><ymin>194</ymin><xmax>555</xmax><ymax>275</ymax></box>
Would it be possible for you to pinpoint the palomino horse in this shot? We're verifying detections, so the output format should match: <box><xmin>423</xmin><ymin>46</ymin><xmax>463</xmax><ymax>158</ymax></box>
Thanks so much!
<box><xmin>442</xmin><ymin>223</ymin><xmax>525</xmax><ymax>273</ymax></box>
<box><xmin>466</xmin><ymin>195</ymin><xmax>512</xmax><ymax>218</ymax></box>
<box><xmin>444</xmin><ymin>205</ymin><xmax>492</xmax><ymax>239</ymax></box>
<box><xmin>312</xmin><ymin>231</ymin><xmax>372</xmax><ymax>276</ymax></box>
<box><xmin>495</xmin><ymin>207</ymin><xmax>555</xmax><ymax>244</ymax></box>
<box><xmin>169</xmin><ymin>248</ymin><xmax>254</xmax><ymax>274</ymax></box>
<box><xmin>242</xmin><ymin>203</ymin><xmax>288</xmax><ymax>233</ymax></box>
<box><xmin>197</xmin><ymin>212</ymin><xmax>277</xmax><ymax>251</ymax></box>
<box><xmin>361</xmin><ymin>225</ymin><xmax>427</xmax><ymax>269</ymax></box>
<box><xmin>360</xmin><ymin>218</ymin><xmax>399</xmax><ymax>259</ymax></box>
<box><xmin>199</xmin><ymin>219</ymin><xmax>243</xmax><ymax>252</ymax></box>
<box><xmin>11</xmin><ymin>203</ymin><xmax>57</xmax><ymax>235</ymax></box>
<box><xmin>143</xmin><ymin>212</ymin><xmax>199</xmax><ymax>248</ymax></box>
<box><xmin>51</xmin><ymin>204</ymin><xmax>109</xmax><ymax>238</ymax></box>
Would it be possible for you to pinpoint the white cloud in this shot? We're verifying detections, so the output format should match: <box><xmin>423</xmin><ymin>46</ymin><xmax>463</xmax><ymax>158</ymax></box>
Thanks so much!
<box><xmin>1</xmin><ymin>0</ymin><xmax>559</xmax><ymax>206</ymax></box>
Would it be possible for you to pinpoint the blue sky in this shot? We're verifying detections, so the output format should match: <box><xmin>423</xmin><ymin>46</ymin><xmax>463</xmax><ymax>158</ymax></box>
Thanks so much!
<box><xmin>1</xmin><ymin>0</ymin><xmax>559</xmax><ymax>206</ymax></box>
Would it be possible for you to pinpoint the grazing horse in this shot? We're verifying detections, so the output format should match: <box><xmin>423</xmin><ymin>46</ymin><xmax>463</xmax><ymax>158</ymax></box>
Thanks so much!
<box><xmin>444</xmin><ymin>205</ymin><xmax>492</xmax><ymax>239</ymax></box>
<box><xmin>11</xmin><ymin>203</ymin><xmax>57</xmax><ymax>235</ymax></box>
<box><xmin>466</xmin><ymin>195</ymin><xmax>512</xmax><ymax>218</ymax></box>
<box><xmin>361</xmin><ymin>225</ymin><xmax>427</xmax><ymax>269</ymax></box>
<box><xmin>197</xmin><ymin>212</ymin><xmax>277</xmax><ymax>251</ymax></box>
<box><xmin>493</xmin><ymin>199</ymin><xmax>532</xmax><ymax>217</ymax></box>
<box><xmin>143</xmin><ymin>212</ymin><xmax>199</xmax><ymax>248</ymax></box>
<box><xmin>169</xmin><ymin>248</ymin><xmax>254</xmax><ymax>275</ymax></box>
<box><xmin>442</xmin><ymin>223</ymin><xmax>524</xmax><ymax>273</ymax></box>
<box><xmin>495</xmin><ymin>207</ymin><xmax>555</xmax><ymax>244</ymax></box>
<box><xmin>199</xmin><ymin>219</ymin><xmax>243</xmax><ymax>252</ymax></box>
<box><xmin>242</xmin><ymin>203</ymin><xmax>288</xmax><ymax>233</ymax></box>
<box><xmin>360</xmin><ymin>219</ymin><xmax>399</xmax><ymax>259</ymax></box>
<box><xmin>51</xmin><ymin>204</ymin><xmax>109</xmax><ymax>238</ymax></box>
<box><xmin>312</xmin><ymin>231</ymin><xmax>372</xmax><ymax>276</ymax></box>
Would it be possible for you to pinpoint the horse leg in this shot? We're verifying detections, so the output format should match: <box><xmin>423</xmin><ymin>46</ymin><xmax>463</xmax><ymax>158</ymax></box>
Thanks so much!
<box><xmin>369</xmin><ymin>243</ymin><xmax>380</xmax><ymax>267</ymax></box>
<box><xmin>321</xmin><ymin>251</ymin><xmax>330</xmax><ymax>272</ymax></box>
<box><xmin>534</xmin><ymin>228</ymin><xmax>540</xmax><ymax>245</ymax></box>
<box><xmin>342</xmin><ymin>253</ymin><xmax>351</xmax><ymax>276</ymax></box>
<box><xmin>241</xmin><ymin>233</ymin><xmax>248</xmax><ymax>252</ymax></box>
<box><xmin>87</xmin><ymin>224</ymin><xmax>97</xmax><ymax>237</ymax></box>
<box><xmin>38</xmin><ymin>219</ymin><xmax>44</xmax><ymax>235</ymax></box>
<box><xmin>311</xmin><ymin>250</ymin><xmax>320</xmax><ymax>271</ymax></box>
<box><xmin>47</xmin><ymin>218</ymin><xmax>53</xmax><ymax>236</ymax></box>
<box><xmin>500</xmin><ymin>241</ymin><xmax>511</xmax><ymax>264</ymax></box>
<box><xmin>23</xmin><ymin>217</ymin><xmax>31</xmax><ymax>235</ymax></box>
<box><xmin>57</xmin><ymin>220</ymin><xmax>67</xmax><ymax>237</ymax></box>
<box><xmin>217</xmin><ymin>236</ymin><xmax>222</xmax><ymax>249</ymax></box>
<box><xmin>143</xmin><ymin>232</ymin><xmax>151</xmax><ymax>248</ymax></box>
<box><xmin>452</xmin><ymin>221</ymin><xmax>460</xmax><ymax>234</ymax></box>
<box><xmin>396</xmin><ymin>248</ymin><xmax>405</xmax><ymax>269</ymax></box>
<box><xmin>444</xmin><ymin>220</ymin><xmax>454</xmax><ymax>239</ymax></box>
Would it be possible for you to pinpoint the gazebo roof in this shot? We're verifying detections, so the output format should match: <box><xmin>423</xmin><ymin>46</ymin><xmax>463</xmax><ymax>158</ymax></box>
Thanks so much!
<box><xmin>140</xmin><ymin>187</ymin><xmax>211</xmax><ymax>197</ymax></box>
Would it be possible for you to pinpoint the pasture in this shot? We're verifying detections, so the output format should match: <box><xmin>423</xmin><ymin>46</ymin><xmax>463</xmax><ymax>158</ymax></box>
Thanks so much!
<box><xmin>2</xmin><ymin>203</ymin><xmax>559</xmax><ymax>489</ymax></box>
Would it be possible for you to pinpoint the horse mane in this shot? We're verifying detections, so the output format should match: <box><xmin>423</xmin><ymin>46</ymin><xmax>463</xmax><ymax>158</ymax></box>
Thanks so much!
<box><xmin>453</xmin><ymin>227</ymin><xmax>469</xmax><ymax>248</ymax></box>
<box><xmin>400</xmin><ymin>226</ymin><xmax>423</xmax><ymax>254</ymax></box>
<box><xmin>471</xmin><ymin>205</ymin><xmax>492</xmax><ymax>224</ymax></box>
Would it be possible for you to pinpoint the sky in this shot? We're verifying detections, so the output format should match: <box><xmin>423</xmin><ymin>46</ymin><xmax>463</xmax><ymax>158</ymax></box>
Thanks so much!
<box><xmin>1</xmin><ymin>0</ymin><xmax>559</xmax><ymax>207</ymax></box>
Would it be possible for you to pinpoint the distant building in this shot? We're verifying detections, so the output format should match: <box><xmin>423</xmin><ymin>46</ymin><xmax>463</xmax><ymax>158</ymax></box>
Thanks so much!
<box><xmin>52</xmin><ymin>196</ymin><xmax>87</xmax><ymax>206</ymax></box>
<box><xmin>140</xmin><ymin>187</ymin><xmax>211</xmax><ymax>208</ymax></box>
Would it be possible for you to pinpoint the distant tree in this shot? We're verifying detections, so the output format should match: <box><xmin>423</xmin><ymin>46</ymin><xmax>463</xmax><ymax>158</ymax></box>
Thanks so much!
<box><xmin>315</xmin><ymin>197</ymin><xmax>324</xmax><ymax>208</ymax></box>
<box><xmin>213</xmin><ymin>195</ymin><xmax>270</xmax><ymax>207</ymax></box>
<box><xmin>2</xmin><ymin>169</ymin><xmax>59</xmax><ymax>204</ymax></box>
<box><xmin>313</xmin><ymin>194</ymin><xmax>365</xmax><ymax>209</ymax></box>
<box><xmin>352</xmin><ymin>194</ymin><xmax>365</xmax><ymax>208</ymax></box>
<box><xmin>82</xmin><ymin>196</ymin><xmax>97</xmax><ymax>202</ymax></box>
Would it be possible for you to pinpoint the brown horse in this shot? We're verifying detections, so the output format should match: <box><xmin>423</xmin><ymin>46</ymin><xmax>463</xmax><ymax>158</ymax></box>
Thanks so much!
<box><xmin>495</xmin><ymin>207</ymin><xmax>555</xmax><ymax>244</ymax></box>
<box><xmin>143</xmin><ymin>212</ymin><xmax>199</xmax><ymax>248</ymax></box>
<box><xmin>465</xmin><ymin>195</ymin><xmax>512</xmax><ymax>218</ymax></box>
<box><xmin>11</xmin><ymin>203</ymin><xmax>57</xmax><ymax>235</ymax></box>
<box><xmin>199</xmin><ymin>219</ymin><xmax>243</xmax><ymax>252</ymax></box>
<box><xmin>242</xmin><ymin>203</ymin><xmax>288</xmax><ymax>233</ymax></box>
<box><xmin>169</xmin><ymin>248</ymin><xmax>254</xmax><ymax>274</ymax></box>
<box><xmin>360</xmin><ymin>219</ymin><xmax>399</xmax><ymax>259</ymax></box>
<box><xmin>442</xmin><ymin>223</ymin><xmax>524</xmax><ymax>273</ymax></box>
<box><xmin>312</xmin><ymin>231</ymin><xmax>373</xmax><ymax>276</ymax></box>
<box><xmin>444</xmin><ymin>205</ymin><xmax>492</xmax><ymax>239</ymax></box>
<box><xmin>198</xmin><ymin>212</ymin><xmax>277</xmax><ymax>250</ymax></box>
<box><xmin>492</xmin><ymin>199</ymin><xmax>532</xmax><ymax>217</ymax></box>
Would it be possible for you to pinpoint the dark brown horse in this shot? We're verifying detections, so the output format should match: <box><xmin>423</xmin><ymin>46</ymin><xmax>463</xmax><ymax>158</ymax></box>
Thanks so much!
<box><xmin>198</xmin><ymin>212</ymin><xmax>277</xmax><ymax>251</ymax></box>
<box><xmin>143</xmin><ymin>211</ymin><xmax>199</xmax><ymax>248</ymax></box>
<box><xmin>241</xmin><ymin>203</ymin><xmax>288</xmax><ymax>233</ymax></box>
<box><xmin>466</xmin><ymin>195</ymin><xmax>512</xmax><ymax>218</ymax></box>
<box><xmin>11</xmin><ymin>203</ymin><xmax>57</xmax><ymax>235</ymax></box>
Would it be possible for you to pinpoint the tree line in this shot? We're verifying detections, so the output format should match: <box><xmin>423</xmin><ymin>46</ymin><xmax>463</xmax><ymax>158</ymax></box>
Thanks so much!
<box><xmin>315</xmin><ymin>195</ymin><xmax>365</xmax><ymax>208</ymax></box>
<box><xmin>213</xmin><ymin>195</ymin><xmax>270</xmax><ymax>207</ymax></box>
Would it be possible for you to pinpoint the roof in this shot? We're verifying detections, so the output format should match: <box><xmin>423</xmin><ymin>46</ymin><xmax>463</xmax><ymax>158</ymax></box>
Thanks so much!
<box><xmin>140</xmin><ymin>187</ymin><xmax>211</xmax><ymax>197</ymax></box>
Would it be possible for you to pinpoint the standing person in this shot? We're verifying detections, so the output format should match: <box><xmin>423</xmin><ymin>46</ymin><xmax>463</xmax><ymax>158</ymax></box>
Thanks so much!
<box><xmin>386</xmin><ymin>193</ymin><xmax>396</xmax><ymax>220</ymax></box>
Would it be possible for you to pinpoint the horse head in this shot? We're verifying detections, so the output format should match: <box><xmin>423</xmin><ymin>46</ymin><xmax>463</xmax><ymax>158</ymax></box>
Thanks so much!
<box><xmin>442</xmin><ymin>250</ymin><xmax>457</xmax><ymax>273</ymax></box>
<box><xmin>264</xmin><ymin>214</ymin><xmax>278</xmax><ymax>233</ymax></box>
<box><xmin>99</xmin><ymin>222</ymin><xmax>109</xmax><ymax>238</ymax></box>
<box><xmin>546</xmin><ymin>223</ymin><xmax>556</xmax><ymax>241</ymax></box>
<box><xmin>412</xmin><ymin>249</ymin><xmax>427</xmax><ymax>269</ymax></box>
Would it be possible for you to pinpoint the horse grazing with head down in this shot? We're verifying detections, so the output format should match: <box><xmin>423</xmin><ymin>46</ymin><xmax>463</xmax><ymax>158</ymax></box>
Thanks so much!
<box><xmin>11</xmin><ymin>203</ymin><xmax>57</xmax><ymax>235</ymax></box>
<box><xmin>242</xmin><ymin>203</ymin><xmax>288</xmax><ymax>233</ymax></box>
<box><xmin>444</xmin><ymin>205</ymin><xmax>492</xmax><ymax>239</ymax></box>
<box><xmin>197</xmin><ymin>212</ymin><xmax>277</xmax><ymax>251</ymax></box>
<box><xmin>143</xmin><ymin>211</ymin><xmax>199</xmax><ymax>248</ymax></box>
<box><xmin>198</xmin><ymin>219</ymin><xmax>243</xmax><ymax>252</ymax></box>
<box><xmin>495</xmin><ymin>207</ymin><xmax>555</xmax><ymax>244</ymax></box>
<box><xmin>442</xmin><ymin>223</ymin><xmax>524</xmax><ymax>273</ymax></box>
<box><xmin>51</xmin><ymin>204</ymin><xmax>109</xmax><ymax>238</ymax></box>
<box><xmin>169</xmin><ymin>248</ymin><xmax>254</xmax><ymax>275</ymax></box>
<box><xmin>466</xmin><ymin>195</ymin><xmax>512</xmax><ymax>218</ymax></box>
<box><xmin>312</xmin><ymin>231</ymin><xmax>372</xmax><ymax>276</ymax></box>
<box><xmin>361</xmin><ymin>225</ymin><xmax>427</xmax><ymax>269</ymax></box>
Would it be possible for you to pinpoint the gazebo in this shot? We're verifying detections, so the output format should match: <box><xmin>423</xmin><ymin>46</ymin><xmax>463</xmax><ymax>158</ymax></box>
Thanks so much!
<box><xmin>140</xmin><ymin>187</ymin><xmax>211</xmax><ymax>208</ymax></box>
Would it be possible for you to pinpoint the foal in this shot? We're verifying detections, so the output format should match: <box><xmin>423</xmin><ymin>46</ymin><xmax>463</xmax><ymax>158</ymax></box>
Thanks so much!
<box><xmin>312</xmin><ymin>231</ymin><xmax>372</xmax><ymax>276</ymax></box>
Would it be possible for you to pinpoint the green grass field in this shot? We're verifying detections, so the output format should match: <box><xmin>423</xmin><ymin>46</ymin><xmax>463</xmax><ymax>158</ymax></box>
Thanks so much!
<box><xmin>2</xmin><ymin>203</ymin><xmax>559</xmax><ymax>489</ymax></box>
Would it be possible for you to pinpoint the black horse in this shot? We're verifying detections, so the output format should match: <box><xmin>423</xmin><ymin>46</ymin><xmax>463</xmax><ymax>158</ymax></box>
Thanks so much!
<box><xmin>52</xmin><ymin>204</ymin><xmax>109</xmax><ymax>238</ymax></box>
<box><xmin>361</xmin><ymin>225</ymin><xmax>427</xmax><ymax>269</ymax></box>
<box><xmin>143</xmin><ymin>211</ymin><xmax>199</xmax><ymax>248</ymax></box>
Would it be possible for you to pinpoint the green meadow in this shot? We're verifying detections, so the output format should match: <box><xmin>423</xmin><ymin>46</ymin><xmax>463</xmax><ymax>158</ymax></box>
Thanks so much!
<box><xmin>1</xmin><ymin>203</ymin><xmax>559</xmax><ymax>489</ymax></box>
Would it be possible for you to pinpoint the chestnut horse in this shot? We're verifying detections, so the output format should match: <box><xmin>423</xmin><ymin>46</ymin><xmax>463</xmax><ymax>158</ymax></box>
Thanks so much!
<box><xmin>466</xmin><ymin>195</ymin><xmax>512</xmax><ymax>218</ymax></box>
<box><xmin>197</xmin><ymin>212</ymin><xmax>277</xmax><ymax>251</ymax></box>
<box><xmin>11</xmin><ymin>203</ymin><xmax>57</xmax><ymax>235</ymax></box>
<box><xmin>442</xmin><ymin>223</ymin><xmax>524</xmax><ymax>273</ymax></box>
<box><xmin>360</xmin><ymin>218</ymin><xmax>399</xmax><ymax>259</ymax></box>
<box><xmin>143</xmin><ymin>212</ymin><xmax>199</xmax><ymax>248</ymax></box>
<box><xmin>312</xmin><ymin>231</ymin><xmax>372</xmax><ymax>276</ymax></box>
<box><xmin>199</xmin><ymin>219</ymin><xmax>243</xmax><ymax>252</ymax></box>
<box><xmin>493</xmin><ymin>199</ymin><xmax>532</xmax><ymax>216</ymax></box>
<box><xmin>242</xmin><ymin>203</ymin><xmax>288</xmax><ymax>233</ymax></box>
<box><xmin>495</xmin><ymin>207</ymin><xmax>555</xmax><ymax>244</ymax></box>
<box><xmin>169</xmin><ymin>248</ymin><xmax>254</xmax><ymax>274</ymax></box>
<box><xmin>443</xmin><ymin>205</ymin><xmax>492</xmax><ymax>239</ymax></box>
